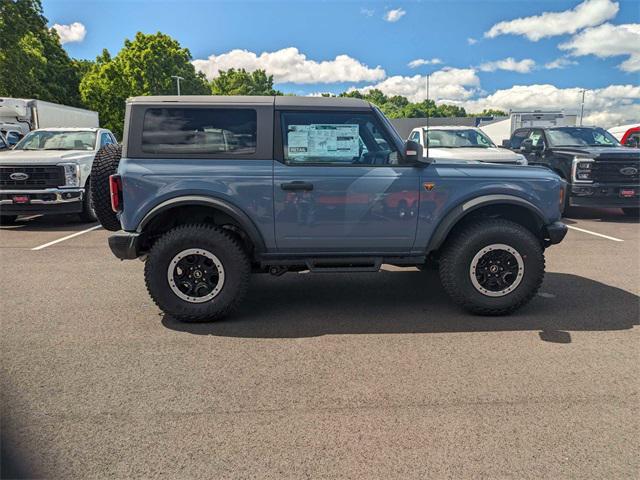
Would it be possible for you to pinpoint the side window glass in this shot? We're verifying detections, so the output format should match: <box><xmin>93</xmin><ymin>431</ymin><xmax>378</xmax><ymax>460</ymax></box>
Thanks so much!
<box><xmin>510</xmin><ymin>130</ymin><xmax>529</xmax><ymax>149</ymax></box>
<box><xmin>281</xmin><ymin>111</ymin><xmax>399</xmax><ymax>166</ymax></box>
<box><xmin>100</xmin><ymin>132</ymin><xmax>113</xmax><ymax>147</ymax></box>
<box><xmin>528</xmin><ymin>129</ymin><xmax>544</xmax><ymax>147</ymax></box>
<box><xmin>142</xmin><ymin>108</ymin><xmax>257</xmax><ymax>155</ymax></box>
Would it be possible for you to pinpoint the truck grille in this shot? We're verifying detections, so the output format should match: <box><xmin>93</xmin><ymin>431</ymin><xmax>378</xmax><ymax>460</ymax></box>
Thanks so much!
<box><xmin>592</xmin><ymin>160</ymin><xmax>640</xmax><ymax>183</ymax></box>
<box><xmin>0</xmin><ymin>165</ymin><xmax>65</xmax><ymax>190</ymax></box>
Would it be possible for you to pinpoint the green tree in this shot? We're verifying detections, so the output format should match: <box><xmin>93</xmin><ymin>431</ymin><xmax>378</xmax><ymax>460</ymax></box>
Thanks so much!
<box><xmin>80</xmin><ymin>32</ymin><xmax>209</xmax><ymax>137</ymax></box>
<box><xmin>210</xmin><ymin>68</ymin><xmax>281</xmax><ymax>96</ymax></box>
<box><xmin>472</xmin><ymin>108</ymin><xmax>507</xmax><ymax>117</ymax></box>
<box><xmin>0</xmin><ymin>0</ymin><xmax>83</xmax><ymax>106</ymax></box>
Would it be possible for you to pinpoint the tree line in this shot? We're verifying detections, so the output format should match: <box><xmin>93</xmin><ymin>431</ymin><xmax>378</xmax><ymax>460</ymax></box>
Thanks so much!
<box><xmin>0</xmin><ymin>0</ymin><xmax>505</xmax><ymax>138</ymax></box>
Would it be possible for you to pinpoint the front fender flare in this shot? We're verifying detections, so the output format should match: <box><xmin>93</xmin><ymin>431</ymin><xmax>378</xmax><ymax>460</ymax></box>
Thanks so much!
<box><xmin>425</xmin><ymin>194</ymin><xmax>547</xmax><ymax>254</ymax></box>
<box><xmin>136</xmin><ymin>195</ymin><xmax>266</xmax><ymax>254</ymax></box>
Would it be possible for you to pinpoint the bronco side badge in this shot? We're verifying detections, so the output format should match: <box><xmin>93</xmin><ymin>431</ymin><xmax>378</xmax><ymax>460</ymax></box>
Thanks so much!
<box><xmin>424</xmin><ymin>182</ymin><xmax>436</xmax><ymax>191</ymax></box>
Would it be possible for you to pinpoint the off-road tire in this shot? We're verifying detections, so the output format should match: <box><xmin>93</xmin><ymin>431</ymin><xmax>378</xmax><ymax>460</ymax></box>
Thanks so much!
<box><xmin>0</xmin><ymin>215</ymin><xmax>17</xmax><ymax>225</ymax></box>
<box><xmin>90</xmin><ymin>144</ymin><xmax>122</xmax><ymax>231</ymax></box>
<box><xmin>439</xmin><ymin>219</ymin><xmax>545</xmax><ymax>315</ymax></box>
<box><xmin>78</xmin><ymin>179</ymin><xmax>98</xmax><ymax>222</ymax></box>
<box><xmin>144</xmin><ymin>224</ymin><xmax>251</xmax><ymax>322</ymax></box>
<box><xmin>622</xmin><ymin>207</ymin><xmax>640</xmax><ymax>218</ymax></box>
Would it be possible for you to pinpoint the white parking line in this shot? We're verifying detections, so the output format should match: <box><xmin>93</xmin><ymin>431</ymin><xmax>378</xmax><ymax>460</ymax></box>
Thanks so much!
<box><xmin>19</xmin><ymin>214</ymin><xmax>43</xmax><ymax>221</ymax></box>
<box><xmin>31</xmin><ymin>225</ymin><xmax>102</xmax><ymax>250</ymax></box>
<box><xmin>566</xmin><ymin>225</ymin><xmax>624</xmax><ymax>242</ymax></box>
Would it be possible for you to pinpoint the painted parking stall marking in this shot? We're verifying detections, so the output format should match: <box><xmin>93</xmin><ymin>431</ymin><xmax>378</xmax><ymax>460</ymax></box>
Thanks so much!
<box><xmin>31</xmin><ymin>225</ymin><xmax>102</xmax><ymax>250</ymax></box>
<box><xmin>566</xmin><ymin>225</ymin><xmax>624</xmax><ymax>242</ymax></box>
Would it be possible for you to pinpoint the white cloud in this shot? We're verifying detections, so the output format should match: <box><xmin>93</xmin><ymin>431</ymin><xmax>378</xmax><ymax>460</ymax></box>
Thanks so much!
<box><xmin>408</xmin><ymin>58</ymin><xmax>443</xmax><ymax>68</ymax></box>
<box><xmin>462</xmin><ymin>84</ymin><xmax>640</xmax><ymax>127</ymax></box>
<box><xmin>384</xmin><ymin>8</ymin><xmax>406</xmax><ymax>23</ymax></box>
<box><xmin>559</xmin><ymin>23</ymin><xmax>640</xmax><ymax>72</ymax></box>
<box><xmin>354</xmin><ymin>67</ymin><xmax>481</xmax><ymax>103</ymax></box>
<box><xmin>484</xmin><ymin>0</ymin><xmax>619</xmax><ymax>41</ymax></box>
<box><xmin>51</xmin><ymin>22</ymin><xmax>86</xmax><ymax>44</ymax></box>
<box><xmin>467</xmin><ymin>37</ymin><xmax>478</xmax><ymax>45</ymax></box>
<box><xmin>544</xmin><ymin>58</ymin><xmax>578</xmax><ymax>69</ymax></box>
<box><xmin>479</xmin><ymin>58</ymin><xmax>536</xmax><ymax>73</ymax></box>
<box><xmin>193</xmin><ymin>47</ymin><xmax>386</xmax><ymax>84</ymax></box>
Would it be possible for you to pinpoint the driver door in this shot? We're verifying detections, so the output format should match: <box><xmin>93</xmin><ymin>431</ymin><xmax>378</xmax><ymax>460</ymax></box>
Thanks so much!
<box><xmin>273</xmin><ymin>109</ymin><xmax>420</xmax><ymax>253</ymax></box>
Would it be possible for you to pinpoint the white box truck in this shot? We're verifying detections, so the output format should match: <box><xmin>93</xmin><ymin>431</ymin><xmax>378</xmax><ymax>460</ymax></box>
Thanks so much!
<box><xmin>0</xmin><ymin>98</ymin><xmax>99</xmax><ymax>146</ymax></box>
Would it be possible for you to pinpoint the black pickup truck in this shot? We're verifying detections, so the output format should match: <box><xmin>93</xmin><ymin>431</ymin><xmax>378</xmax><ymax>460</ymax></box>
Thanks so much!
<box><xmin>504</xmin><ymin>126</ymin><xmax>640</xmax><ymax>216</ymax></box>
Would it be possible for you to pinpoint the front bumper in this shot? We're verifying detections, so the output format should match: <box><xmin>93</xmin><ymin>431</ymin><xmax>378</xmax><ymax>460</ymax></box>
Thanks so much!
<box><xmin>543</xmin><ymin>221</ymin><xmax>568</xmax><ymax>246</ymax></box>
<box><xmin>108</xmin><ymin>231</ymin><xmax>141</xmax><ymax>260</ymax></box>
<box><xmin>0</xmin><ymin>188</ymin><xmax>84</xmax><ymax>215</ymax></box>
<box><xmin>570</xmin><ymin>183</ymin><xmax>640</xmax><ymax>208</ymax></box>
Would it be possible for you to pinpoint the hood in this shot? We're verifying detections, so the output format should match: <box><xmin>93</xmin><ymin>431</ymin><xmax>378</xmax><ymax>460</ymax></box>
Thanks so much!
<box><xmin>0</xmin><ymin>149</ymin><xmax>95</xmax><ymax>165</ymax></box>
<box><xmin>551</xmin><ymin>146</ymin><xmax>640</xmax><ymax>160</ymax></box>
<box><xmin>426</xmin><ymin>146</ymin><xmax>526</xmax><ymax>163</ymax></box>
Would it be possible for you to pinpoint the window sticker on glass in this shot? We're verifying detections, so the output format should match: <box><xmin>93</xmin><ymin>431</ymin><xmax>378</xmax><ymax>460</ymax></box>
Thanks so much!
<box><xmin>287</xmin><ymin>124</ymin><xmax>359</xmax><ymax>159</ymax></box>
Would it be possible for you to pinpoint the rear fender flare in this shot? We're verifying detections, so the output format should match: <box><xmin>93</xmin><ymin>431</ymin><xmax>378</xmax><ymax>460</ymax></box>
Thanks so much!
<box><xmin>137</xmin><ymin>195</ymin><xmax>266</xmax><ymax>254</ymax></box>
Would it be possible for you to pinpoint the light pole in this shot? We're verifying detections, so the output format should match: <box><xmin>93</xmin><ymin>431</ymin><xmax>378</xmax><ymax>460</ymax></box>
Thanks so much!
<box><xmin>171</xmin><ymin>75</ymin><xmax>184</xmax><ymax>96</ymax></box>
<box><xmin>579</xmin><ymin>89</ymin><xmax>586</xmax><ymax>126</ymax></box>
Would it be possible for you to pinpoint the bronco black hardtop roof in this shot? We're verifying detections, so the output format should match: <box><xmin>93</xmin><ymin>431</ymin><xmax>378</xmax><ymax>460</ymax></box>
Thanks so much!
<box><xmin>127</xmin><ymin>95</ymin><xmax>373</xmax><ymax>110</ymax></box>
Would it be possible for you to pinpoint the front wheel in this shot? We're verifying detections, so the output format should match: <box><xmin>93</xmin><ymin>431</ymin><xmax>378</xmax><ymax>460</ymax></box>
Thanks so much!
<box><xmin>144</xmin><ymin>224</ymin><xmax>251</xmax><ymax>322</ymax></box>
<box><xmin>439</xmin><ymin>219</ymin><xmax>545</xmax><ymax>315</ymax></box>
<box><xmin>622</xmin><ymin>207</ymin><xmax>640</xmax><ymax>218</ymax></box>
<box><xmin>78</xmin><ymin>180</ymin><xmax>97</xmax><ymax>222</ymax></box>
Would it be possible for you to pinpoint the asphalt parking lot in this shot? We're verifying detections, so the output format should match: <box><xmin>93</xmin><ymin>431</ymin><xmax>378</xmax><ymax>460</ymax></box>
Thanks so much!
<box><xmin>1</xmin><ymin>209</ymin><xmax>638</xmax><ymax>479</ymax></box>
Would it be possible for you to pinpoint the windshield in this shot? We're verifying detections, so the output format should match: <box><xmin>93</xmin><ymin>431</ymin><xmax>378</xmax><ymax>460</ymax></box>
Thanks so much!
<box><xmin>546</xmin><ymin>127</ymin><xmax>620</xmax><ymax>147</ymax></box>
<box><xmin>14</xmin><ymin>131</ymin><xmax>97</xmax><ymax>151</ymax></box>
<box><xmin>425</xmin><ymin>129</ymin><xmax>495</xmax><ymax>148</ymax></box>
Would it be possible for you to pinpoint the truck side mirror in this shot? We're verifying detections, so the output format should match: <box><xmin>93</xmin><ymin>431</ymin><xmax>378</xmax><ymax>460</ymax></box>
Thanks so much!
<box><xmin>501</xmin><ymin>139</ymin><xmax>511</xmax><ymax>149</ymax></box>
<box><xmin>404</xmin><ymin>140</ymin><xmax>425</xmax><ymax>165</ymax></box>
<box><xmin>520</xmin><ymin>139</ymin><xmax>533</xmax><ymax>153</ymax></box>
<box><xmin>624</xmin><ymin>138</ymin><xmax>638</xmax><ymax>148</ymax></box>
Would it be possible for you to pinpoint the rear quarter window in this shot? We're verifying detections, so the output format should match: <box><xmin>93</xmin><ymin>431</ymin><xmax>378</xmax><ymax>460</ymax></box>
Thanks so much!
<box><xmin>141</xmin><ymin>108</ymin><xmax>257</xmax><ymax>155</ymax></box>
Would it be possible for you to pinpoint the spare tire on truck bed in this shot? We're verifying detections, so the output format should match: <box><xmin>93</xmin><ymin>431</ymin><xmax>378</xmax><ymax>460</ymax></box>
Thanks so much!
<box><xmin>91</xmin><ymin>144</ymin><xmax>122</xmax><ymax>231</ymax></box>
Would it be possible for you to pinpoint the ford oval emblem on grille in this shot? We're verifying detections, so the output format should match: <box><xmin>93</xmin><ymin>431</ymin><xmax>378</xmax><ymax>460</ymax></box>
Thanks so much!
<box><xmin>620</xmin><ymin>167</ymin><xmax>638</xmax><ymax>176</ymax></box>
<box><xmin>9</xmin><ymin>172</ymin><xmax>29</xmax><ymax>181</ymax></box>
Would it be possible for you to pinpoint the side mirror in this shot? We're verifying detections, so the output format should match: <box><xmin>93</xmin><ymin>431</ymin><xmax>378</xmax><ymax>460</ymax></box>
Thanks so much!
<box><xmin>404</xmin><ymin>140</ymin><xmax>425</xmax><ymax>164</ymax></box>
<box><xmin>624</xmin><ymin>138</ymin><xmax>638</xmax><ymax>148</ymax></box>
<box><xmin>501</xmin><ymin>139</ymin><xmax>511</xmax><ymax>148</ymax></box>
<box><xmin>520</xmin><ymin>138</ymin><xmax>533</xmax><ymax>153</ymax></box>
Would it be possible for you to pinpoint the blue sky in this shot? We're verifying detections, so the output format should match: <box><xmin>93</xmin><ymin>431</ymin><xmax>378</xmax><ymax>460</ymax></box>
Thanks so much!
<box><xmin>43</xmin><ymin>0</ymin><xmax>639</xmax><ymax>125</ymax></box>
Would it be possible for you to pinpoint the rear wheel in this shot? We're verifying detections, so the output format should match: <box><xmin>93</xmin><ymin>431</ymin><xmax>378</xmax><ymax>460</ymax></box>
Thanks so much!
<box><xmin>144</xmin><ymin>224</ymin><xmax>250</xmax><ymax>322</ymax></box>
<box><xmin>0</xmin><ymin>215</ymin><xmax>17</xmax><ymax>225</ymax></box>
<box><xmin>90</xmin><ymin>144</ymin><xmax>122</xmax><ymax>231</ymax></box>
<box><xmin>622</xmin><ymin>207</ymin><xmax>640</xmax><ymax>218</ymax></box>
<box><xmin>439</xmin><ymin>219</ymin><xmax>545</xmax><ymax>315</ymax></box>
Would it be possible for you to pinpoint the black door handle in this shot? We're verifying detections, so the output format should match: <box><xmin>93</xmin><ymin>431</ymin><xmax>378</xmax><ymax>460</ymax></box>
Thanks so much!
<box><xmin>281</xmin><ymin>181</ymin><xmax>314</xmax><ymax>191</ymax></box>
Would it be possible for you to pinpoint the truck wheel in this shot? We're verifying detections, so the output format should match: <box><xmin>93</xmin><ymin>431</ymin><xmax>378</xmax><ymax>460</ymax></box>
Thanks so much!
<box><xmin>622</xmin><ymin>208</ymin><xmax>639</xmax><ymax>218</ymax></box>
<box><xmin>0</xmin><ymin>215</ymin><xmax>17</xmax><ymax>225</ymax></box>
<box><xmin>78</xmin><ymin>179</ymin><xmax>98</xmax><ymax>222</ymax></box>
<box><xmin>144</xmin><ymin>224</ymin><xmax>251</xmax><ymax>322</ymax></box>
<box><xmin>90</xmin><ymin>144</ymin><xmax>122</xmax><ymax>231</ymax></box>
<box><xmin>439</xmin><ymin>219</ymin><xmax>545</xmax><ymax>315</ymax></box>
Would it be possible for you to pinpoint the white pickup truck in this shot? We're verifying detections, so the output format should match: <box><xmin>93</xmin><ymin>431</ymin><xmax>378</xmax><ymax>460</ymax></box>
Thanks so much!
<box><xmin>0</xmin><ymin>127</ymin><xmax>116</xmax><ymax>224</ymax></box>
<box><xmin>408</xmin><ymin>126</ymin><xmax>528</xmax><ymax>165</ymax></box>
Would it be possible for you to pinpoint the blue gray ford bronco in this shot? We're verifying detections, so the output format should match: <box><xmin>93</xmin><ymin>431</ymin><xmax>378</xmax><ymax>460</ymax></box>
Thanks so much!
<box><xmin>91</xmin><ymin>96</ymin><xmax>567</xmax><ymax>322</ymax></box>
